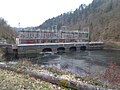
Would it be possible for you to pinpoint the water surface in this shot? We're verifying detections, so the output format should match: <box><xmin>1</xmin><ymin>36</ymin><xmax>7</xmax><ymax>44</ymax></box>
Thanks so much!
<box><xmin>33</xmin><ymin>50</ymin><xmax>120</xmax><ymax>75</ymax></box>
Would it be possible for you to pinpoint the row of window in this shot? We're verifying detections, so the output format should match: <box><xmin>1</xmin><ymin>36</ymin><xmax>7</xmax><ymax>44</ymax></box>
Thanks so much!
<box><xmin>19</xmin><ymin>32</ymin><xmax>89</xmax><ymax>39</ymax></box>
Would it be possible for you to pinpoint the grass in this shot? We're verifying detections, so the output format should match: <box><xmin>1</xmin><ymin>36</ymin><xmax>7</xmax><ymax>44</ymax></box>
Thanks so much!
<box><xmin>0</xmin><ymin>68</ymin><xmax>72</xmax><ymax>90</ymax></box>
<box><xmin>0</xmin><ymin>69</ymin><xmax>50</xmax><ymax>90</ymax></box>
<box><xmin>0</xmin><ymin>59</ymin><xmax>74</xmax><ymax>90</ymax></box>
<box><xmin>0</xmin><ymin>59</ymin><xmax>119</xmax><ymax>89</ymax></box>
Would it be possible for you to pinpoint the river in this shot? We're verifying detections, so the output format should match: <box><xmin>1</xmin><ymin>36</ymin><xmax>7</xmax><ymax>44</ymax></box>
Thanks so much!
<box><xmin>32</xmin><ymin>50</ymin><xmax>120</xmax><ymax>76</ymax></box>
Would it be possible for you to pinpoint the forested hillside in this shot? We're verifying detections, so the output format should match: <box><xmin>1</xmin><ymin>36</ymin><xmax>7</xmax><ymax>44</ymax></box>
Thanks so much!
<box><xmin>38</xmin><ymin>0</ymin><xmax>120</xmax><ymax>43</ymax></box>
<box><xmin>0</xmin><ymin>18</ymin><xmax>16</xmax><ymax>43</ymax></box>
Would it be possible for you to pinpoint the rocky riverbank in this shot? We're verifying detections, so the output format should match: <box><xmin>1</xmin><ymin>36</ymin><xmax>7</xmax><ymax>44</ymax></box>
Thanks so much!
<box><xmin>0</xmin><ymin>59</ymin><xmax>114</xmax><ymax>90</ymax></box>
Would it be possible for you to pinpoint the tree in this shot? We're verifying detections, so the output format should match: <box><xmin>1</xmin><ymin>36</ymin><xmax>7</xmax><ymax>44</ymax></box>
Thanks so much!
<box><xmin>0</xmin><ymin>17</ymin><xmax>16</xmax><ymax>43</ymax></box>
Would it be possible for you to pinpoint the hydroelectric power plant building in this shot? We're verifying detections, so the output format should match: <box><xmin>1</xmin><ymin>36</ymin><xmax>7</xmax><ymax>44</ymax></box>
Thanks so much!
<box><xmin>9</xmin><ymin>27</ymin><xmax>103</xmax><ymax>59</ymax></box>
<box><xmin>17</xmin><ymin>27</ymin><xmax>89</xmax><ymax>44</ymax></box>
<box><xmin>2</xmin><ymin>27</ymin><xmax>103</xmax><ymax>59</ymax></box>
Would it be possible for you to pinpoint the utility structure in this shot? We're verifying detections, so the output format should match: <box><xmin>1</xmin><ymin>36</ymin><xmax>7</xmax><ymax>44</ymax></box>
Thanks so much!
<box><xmin>2</xmin><ymin>26</ymin><xmax>104</xmax><ymax>59</ymax></box>
<box><xmin>8</xmin><ymin>26</ymin><xmax>104</xmax><ymax>58</ymax></box>
<box><xmin>17</xmin><ymin>26</ymin><xmax>89</xmax><ymax>44</ymax></box>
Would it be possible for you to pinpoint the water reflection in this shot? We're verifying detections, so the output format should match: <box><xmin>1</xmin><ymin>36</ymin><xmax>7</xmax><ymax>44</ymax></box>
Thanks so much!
<box><xmin>32</xmin><ymin>50</ymin><xmax>120</xmax><ymax>75</ymax></box>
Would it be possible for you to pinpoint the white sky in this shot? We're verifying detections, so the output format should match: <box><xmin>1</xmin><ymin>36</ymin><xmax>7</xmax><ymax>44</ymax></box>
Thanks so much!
<box><xmin>0</xmin><ymin>0</ymin><xmax>93</xmax><ymax>28</ymax></box>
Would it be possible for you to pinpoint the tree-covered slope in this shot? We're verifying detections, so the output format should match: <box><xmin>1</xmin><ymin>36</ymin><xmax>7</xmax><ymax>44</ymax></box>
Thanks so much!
<box><xmin>38</xmin><ymin>0</ymin><xmax>120</xmax><ymax>42</ymax></box>
<box><xmin>0</xmin><ymin>18</ymin><xmax>17</xmax><ymax>43</ymax></box>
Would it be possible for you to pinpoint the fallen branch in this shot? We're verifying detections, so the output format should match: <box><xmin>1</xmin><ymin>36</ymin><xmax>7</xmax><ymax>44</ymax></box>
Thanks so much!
<box><xmin>0</xmin><ymin>63</ymin><xmax>110</xmax><ymax>90</ymax></box>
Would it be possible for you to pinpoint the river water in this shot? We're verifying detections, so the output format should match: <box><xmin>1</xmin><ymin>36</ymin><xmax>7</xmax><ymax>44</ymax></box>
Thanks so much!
<box><xmin>33</xmin><ymin>50</ymin><xmax>120</xmax><ymax>76</ymax></box>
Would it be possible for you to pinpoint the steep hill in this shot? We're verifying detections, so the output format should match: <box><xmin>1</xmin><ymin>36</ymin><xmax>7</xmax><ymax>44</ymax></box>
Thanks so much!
<box><xmin>0</xmin><ymin>18</ymin><xmax>17</xmax><ymax>43</ymax></box>
<box><xmin>38</xmin><ymin>0</ymin><xmax>120</xmax><ymax>44</ymax></box>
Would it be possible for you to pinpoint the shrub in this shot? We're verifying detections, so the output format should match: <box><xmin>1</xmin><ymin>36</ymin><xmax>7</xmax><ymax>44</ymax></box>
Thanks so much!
<box><xmin>85</xmin><ymin>62</ymin><xmax>120</xmax><ymax>89</ymax></box>
<box><xmin>102</xmin><ymin>62</ymin><xmax>120</xmax><ymax>88</ymax></box>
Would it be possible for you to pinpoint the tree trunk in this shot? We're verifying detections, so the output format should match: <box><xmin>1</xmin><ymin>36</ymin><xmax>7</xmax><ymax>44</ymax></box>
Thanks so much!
<box><xmin>0</xmin><ymin>64</ymin><xmax>108</xmax><ymax>90</ymax></box>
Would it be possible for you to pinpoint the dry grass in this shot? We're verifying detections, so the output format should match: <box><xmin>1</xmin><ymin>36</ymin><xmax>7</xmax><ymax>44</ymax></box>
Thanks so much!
<box><xmin>1</xmin><ymin>59</ymin><xmax>119</xmax><ymax>89</ymax></box>
<box><xmin>0</xmin><ymin>68</ymin><xmax>71</xmax><ymax>90</ymax></box>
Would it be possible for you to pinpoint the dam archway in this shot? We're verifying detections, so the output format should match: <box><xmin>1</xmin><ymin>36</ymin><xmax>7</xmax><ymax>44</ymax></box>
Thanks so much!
<box><xmin>57</xmin><ymin>47</ymin><xmax>65</xmax><ymax>53</ymax></box>
<box><xmin>42</xmin><ymin>48</ymin><xmax>52</xmax><ymax>52</ymax></box>
<box><xmin>69</xmin><ymin>46</ymin><xmax>77</xmax><ymax>52</ymax></box>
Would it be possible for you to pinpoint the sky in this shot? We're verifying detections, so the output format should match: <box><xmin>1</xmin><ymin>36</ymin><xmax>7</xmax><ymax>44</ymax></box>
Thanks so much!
<box><xmin>0</xmin><ymin>0</ymin><xmax>93</xmax><ymax>28</ymax></box>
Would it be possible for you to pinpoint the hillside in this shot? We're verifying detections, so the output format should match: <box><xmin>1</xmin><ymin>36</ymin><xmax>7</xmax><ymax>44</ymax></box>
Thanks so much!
<box><xmin>38</xmin><ymin>0</ymin><xmax>120</xmax><ymax>43</ymax></box>
<box><xmin>0</xmin><ymin>18</ymin><xmax>17</xmax><ymax>44</ymax></box>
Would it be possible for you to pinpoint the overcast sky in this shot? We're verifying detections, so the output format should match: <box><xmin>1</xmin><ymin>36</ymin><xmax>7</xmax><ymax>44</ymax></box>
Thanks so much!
<box><xmin>0</xmin><ymin>0</ymin><xmax>93</xmax><ymax>27</ymax></box>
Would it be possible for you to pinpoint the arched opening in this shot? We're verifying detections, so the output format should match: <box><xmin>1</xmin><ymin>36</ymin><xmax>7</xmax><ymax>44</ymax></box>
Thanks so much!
<box><xmin>80</xmin><ymin>46</ymin><xmax>86</xmax><ymax>50</ymax></box>
<box><xmin>42</xmin><ymin>48</ymin><xmax>52</xmax><ymax>52</ymax></box>
<box><xmin>69</xmin><ymin>47</ymin><xmax>76</xmax><ymax>52</ymax></box>
<box><xmin>57</xmin><ymin>47</ymin><xmax>65</xmax><ymax>53</ymax></box>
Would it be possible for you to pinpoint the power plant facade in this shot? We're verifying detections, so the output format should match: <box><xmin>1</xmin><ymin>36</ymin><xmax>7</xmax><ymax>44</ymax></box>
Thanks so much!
<box><xmin>17</xmin><ymin>27</ymin><xmax>89</xmax><ymax>44</ymax></box>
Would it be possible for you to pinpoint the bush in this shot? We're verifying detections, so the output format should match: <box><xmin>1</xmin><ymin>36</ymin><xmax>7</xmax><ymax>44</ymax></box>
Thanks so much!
<box><xmin>85</xmin><ymin>62</ymin><xmax>120</xmax><ymax>89</ymax></box>
<box><xmin>103</xmin><ymin>62</ymin><xmax>120</xmax><ymax>88</ymax></box>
